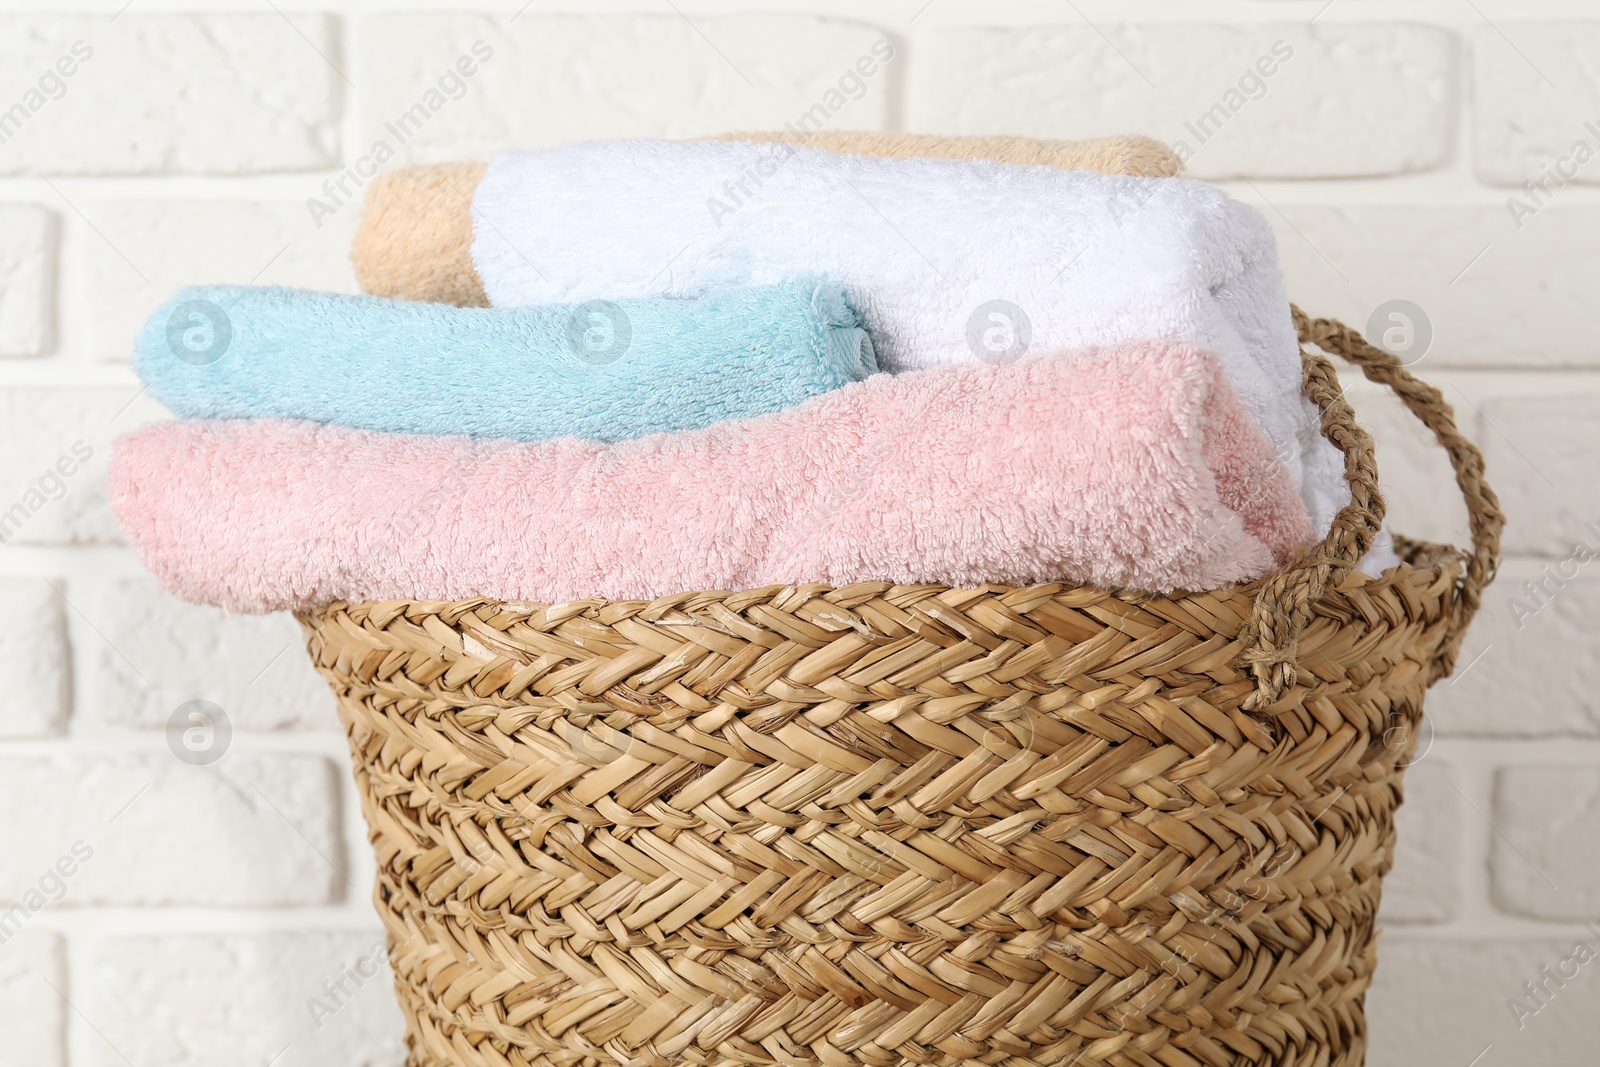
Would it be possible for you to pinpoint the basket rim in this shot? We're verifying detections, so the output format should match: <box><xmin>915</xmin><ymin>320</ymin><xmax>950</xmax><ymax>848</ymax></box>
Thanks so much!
<box><xmin>301</xmin><ymin>309</ymin><xmax>1504</xmax><ymax>711</ymax></box>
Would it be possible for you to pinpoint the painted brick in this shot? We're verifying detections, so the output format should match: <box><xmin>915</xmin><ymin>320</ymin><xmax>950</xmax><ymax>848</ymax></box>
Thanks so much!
<box><xmin>0</xmin><ymin>387</ymin><xmax>167</xmax><ymax>545</ymax></box>
<box><xmin>912</xmin><ymin>23</ymin><xmax>1454</xmax><ymax>179</ymax></box>
<box><xmin>1476</xmin><ymin>395</ymin><xmax>1600</xmax><ymax>556</ymax></box>
<box><xmin>1428</xmin><ymin>566</ymin><xmax>1600</xmax><ymax>736</ymax></box>
<box><xmin>1367</xmin><ymin>937</ymin><xmax>1600</xmax><ymax>1067</ymax></box>
<box><xmin>1378</xmin><ymin>761</ymin><xmax>1460</xmax><ymax>924</ymax></box>
<box><xmin>0</xmin><ymin>932</ymin><xmax>65</xmax><ymax>1067</ymax></box>
<box><xmin>1492</xmin><ymin>765</ymin><xmax>1600</xmax><ymax>920</ymax></box>
<box><xmin>0</xmin><ymin>204</ymin><xmax>53</xmax><ymax>356</ymax></box>
<box><xmin>1268</xmin><ymin>204</ymin><xmax>1600</xmax><ymax>368</ymax></box>
<box><xmin>0</xmin><ymin>753</ymin><xmax>344</xmax><ymax>907</ymax></box>
<box><xmin>356</xmin><ymin>13</ymin><xmax>894</xmax><ymax>164</ymax></box>
<box><xmin>83</xmin><ymin>200</ymin><xmax>357</xmax><ymax>359</ymax></box>
<box><xmin>92</xmin><ymin>932</ymin><xmax>403</xmax><ymax>1067</ymax></box>
<box><xmin>0</xmin><ymin>14</ymin><xmax>338</xmax><ymax>175</ymax></box>
<box><xmin>0</xmin><ymin>578</ymin><xmax>69</xmax><ymax>737</ymax></box>
<box><xmin>85</xmin><ymin>573</ymin><xmax>336</xmax><ymax>733</ymax></box>
<box><xmin>1472</xmin><ymin>22</ymin><xmax>1600</xmax><ymax>186</ymax></box>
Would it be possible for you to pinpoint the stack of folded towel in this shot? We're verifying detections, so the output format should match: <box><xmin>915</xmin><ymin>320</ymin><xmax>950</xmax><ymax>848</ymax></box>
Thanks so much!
<box><xmin>113</xmin><ymin>131</ymin><xmax>1394</xmax><ymax>615</ymax></box>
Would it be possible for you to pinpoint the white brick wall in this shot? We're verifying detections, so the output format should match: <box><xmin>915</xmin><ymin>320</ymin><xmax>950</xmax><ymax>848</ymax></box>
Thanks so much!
<box><xmin>0</xmin><ymin>14</ymin><xmax>340</xmax><ymax>175</ymax></box>
<box><xmin>0</xmin><ymin>387</ymin><xmax>168</xmax><ymax>544</ymax></box>
<box><xmin>0</xmin><ymin>577</ymin><xmax>69</xmax><ymax>737</ymax></box>
<box><xmin>1270</xmin><ymin>205</ymin><xmax>1600</xmax><ymax>367</ymax></box>
<box><xmin>1378</xmin><ymin>760</ymin><xmax>1461</xmax><ymax>924</ymax></box>
<box><xmin>914</xmin><ymin>23</ymin><xmax>1456</xmax><ymax>179</ymax></box>
<box><xmin>84</xmin><ymin>573</ymin><xmax>336</xmax><ymax>732</ymax></box>
<box><xmin>92</xmin><ymin>934</ymin><xmax>404</xmax><ymax>1067</ymax></box>
<box><xmin>1</xmin><ymin>2</ymin><xmax>1596</xmax><ymax>1064</ymax></box>
<box><xmin>1368</xmin><ymin>937</ymin><xmax>1600</xmax><ymax>1067</ymax></box>
<box><xmin>85</xmin><ymin>200</ymin><xmax>358</xmax><ymax>357</ymax></box>
<box><xmin>0</xmin><ymin>753</ymin><xmax>344</xmax><ymax>906</ymax></box>
<box><xmin>0</xmin><ymin>932</ymin><xmax>65</xmax><ymax>1067</ymax></box>
<box><xmin>0</xmin><ymin>205</ymin><xmax>53</xmax><ymax>356</ymax></box>
<box><xmin>1478</xmin><ymin>395</ymin><xmax>1600</xmax><ymax>555</ymax></box>
<box><xmin>1472</xmin><ymin>22</ymin><xmax>1600</xmax><ymax>186</ymax></box>
<box><xmin>1493</xmin><ymin>765</ymin><xmax>1600</xmax><ymax>919</ymax></box>
<box><xmin>357</xmin><ymin>14</ymin><xmax>895</xmax><ymax>164</ymax></box>
<box><xmin>1427</xmin><ymin>563</ymin><xmax>1600</xmax><ymax>736</ymax></box>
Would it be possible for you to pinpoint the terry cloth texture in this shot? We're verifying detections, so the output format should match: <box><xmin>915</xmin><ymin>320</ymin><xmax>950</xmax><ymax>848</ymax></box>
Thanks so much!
<box><xmin>469</xmin><ymin>137</ymin><xmax>1346</xmax><ymax>536</ymax></box>
<box><xmin>718</xmin><ymin>129</ymin><xmax>1184</xmax><ymax>177</ymax></box>
<box><xmin>134</xmin><ymin>281</ymin><xmax>874</xmax><ymax>443</ymax></box>
<box><xmin>348</xmin><ymin>133</ymin><xmax>1181</xmax><ymax>308</ymax></box>
<box><xmin>111</xmin><ymin>342</ymin><xmax>1313</xmax><ymax>614</ymax></box>
<box><xmin>350</xmin><ymin>161</ymin><xmax>489</xmax><ymax>306</ymax></box>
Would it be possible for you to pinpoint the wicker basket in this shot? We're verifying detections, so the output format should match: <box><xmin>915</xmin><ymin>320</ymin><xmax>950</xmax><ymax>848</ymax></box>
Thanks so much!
<box><xmin>299</xmin><ymin>309</ymin><xmax>1502</xmax><ymax>1067</ymax></box>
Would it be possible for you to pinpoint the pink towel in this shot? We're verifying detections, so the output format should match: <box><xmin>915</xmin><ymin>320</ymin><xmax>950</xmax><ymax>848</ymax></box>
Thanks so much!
<box><xmin>111</xmin><ymin>344</ymin><xmax>1313</xmax><ymax>613</ymax></box>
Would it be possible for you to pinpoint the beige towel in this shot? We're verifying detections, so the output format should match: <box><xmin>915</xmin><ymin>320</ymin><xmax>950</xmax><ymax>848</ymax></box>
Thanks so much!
<box><xmin>350</xmin><ymin>132</ymin><xmax>1184</xmax><ymax>307</ymax></box>
<box><xmin>721</xmin><ymin>129</ymin><xmax>1182</xmax><ymax>176</ymax></box>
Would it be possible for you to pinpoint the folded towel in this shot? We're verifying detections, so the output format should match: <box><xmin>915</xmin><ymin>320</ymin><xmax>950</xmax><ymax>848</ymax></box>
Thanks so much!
<box><xmin>468</xmin><ymin>137</ymin><xmax>1346</xmax><ymax>536</ymax></box>
<box><xmin>134</xmin><ymin>281</ymin><xmax>875</xmax><ymax>443</ymax></box>
<box><xmin>725</xmin><ymin>129</ymin><xmax>1183</xmax><ymax>175</ymax></box>
<box><xmin>111</xmin><ymin>343</ymin><xmax>1314</xmax><ymax>614</ymax></box>
<box><xmin>350</xmin><ymin>132</ymin><xmax>1182</xmax><ymax>307</ymax></box>
<box><xmin>352</xmin><ymin>161</ymin><xmax>489</xmax><ymax>306</ymax></box>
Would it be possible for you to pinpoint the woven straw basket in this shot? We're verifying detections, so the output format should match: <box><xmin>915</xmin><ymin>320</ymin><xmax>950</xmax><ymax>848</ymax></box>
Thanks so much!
<box><xmin>299</xmin><ymin>309</ymin><xmax>1502</xmax><ymax>1067</ymax></box>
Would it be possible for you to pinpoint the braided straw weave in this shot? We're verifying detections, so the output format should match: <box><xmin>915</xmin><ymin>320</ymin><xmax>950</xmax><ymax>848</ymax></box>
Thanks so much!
<box><xmin>300</xmin><ymin>312</ymin><xmax>1502</xmax><ymax>1067</ymax></box>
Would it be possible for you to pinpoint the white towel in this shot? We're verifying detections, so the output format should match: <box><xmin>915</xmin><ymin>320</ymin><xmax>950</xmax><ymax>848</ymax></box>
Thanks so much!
<box><xmin>1358</xmin><ymin>524</ymin><xmax>1404</xmax><ymax>577</ymax></box>
<box><xmin>471</xmin><ymin>138</ymin><xmax>1347</xmax><ymax>536</ymax></box>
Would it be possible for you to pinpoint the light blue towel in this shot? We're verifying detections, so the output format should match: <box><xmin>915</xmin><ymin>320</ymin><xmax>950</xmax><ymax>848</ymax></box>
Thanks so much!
<box><xmin>134</xmin><ymin>281</ymin><xmax>876</xmax><ymax>442</ymax></box>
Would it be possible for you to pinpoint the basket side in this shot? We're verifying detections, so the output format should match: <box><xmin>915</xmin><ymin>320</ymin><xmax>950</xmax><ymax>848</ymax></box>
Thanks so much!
<box><xmin>301</xmin><ymin>557</ymin><xmax>1456</xmax><ymax>1067</ymax></box>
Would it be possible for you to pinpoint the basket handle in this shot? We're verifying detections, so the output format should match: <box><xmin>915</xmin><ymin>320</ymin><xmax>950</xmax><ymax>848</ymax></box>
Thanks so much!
<box><xmin>1239</xmin><ymin>307</ymin><xmax>1504</xmax><ymax>710</ymax></box>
